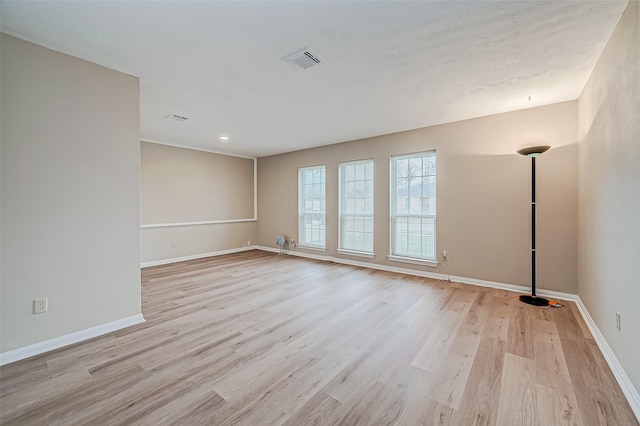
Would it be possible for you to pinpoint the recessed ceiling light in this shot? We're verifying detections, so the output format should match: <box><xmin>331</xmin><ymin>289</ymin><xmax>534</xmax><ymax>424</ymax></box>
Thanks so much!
<box><xmin>219</xmin><ymin>136</ymin><xmax>229</xmax><ymax>142</ymax></box>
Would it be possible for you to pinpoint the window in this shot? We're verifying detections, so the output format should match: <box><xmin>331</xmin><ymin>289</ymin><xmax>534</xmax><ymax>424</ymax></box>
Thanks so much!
<box><xmin>390</xmin><ymin>151</ymin><xmax>436</xmax><ymax>264</ymax></box>
<box><xmin>339</xmin><ymin>159</ymin><xmax>374</xmax><ymax>255</ymax></box>
<box><xmin>298</xmin><ymin>165</ymin><xmax>326</xmax><ymax>248</ymax></box>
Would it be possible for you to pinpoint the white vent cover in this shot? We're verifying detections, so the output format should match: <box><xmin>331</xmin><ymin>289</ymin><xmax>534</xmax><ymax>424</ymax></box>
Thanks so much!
<box><xmin>283</xmin><ymin>48</ymin><xmax>323</xmax><ymax>71</ymax></box>
<box><xmin>165</xmin><ymin>113</ymin><xmax>189</xmax><ymax>122</ymax></box>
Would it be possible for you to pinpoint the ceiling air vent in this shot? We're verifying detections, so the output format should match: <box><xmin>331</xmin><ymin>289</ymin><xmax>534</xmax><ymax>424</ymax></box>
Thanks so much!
<box><xmin>165</xmin><ymin>113</ymin><xmax>189</xmax><ymax>122</ymax></box>
<box><xmin>283</xmin><ymin>48</ymin><xmax>323</xmax><ymax>71</ymax></box>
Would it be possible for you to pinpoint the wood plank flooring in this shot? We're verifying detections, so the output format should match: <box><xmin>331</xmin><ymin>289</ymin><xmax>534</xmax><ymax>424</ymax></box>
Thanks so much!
<box><xmin>1</xmin><ymin>250</ymin><xmax>637</xmax><ymax>425</ymax></box>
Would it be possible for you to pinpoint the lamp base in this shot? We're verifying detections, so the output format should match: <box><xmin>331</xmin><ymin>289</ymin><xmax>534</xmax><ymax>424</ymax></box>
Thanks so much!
<box><xmin>519</xmin><ymin>294</ymin><xmax>550</xmax><ymax>307</ymax></box>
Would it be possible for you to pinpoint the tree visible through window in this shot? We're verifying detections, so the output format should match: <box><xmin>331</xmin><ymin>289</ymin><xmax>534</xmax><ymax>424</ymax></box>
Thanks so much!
<box><xmin>298</xmin><ymin>165</ymin><xmax>326</xmax><ymax>248</ymax></box>
<box><xmin>339</xmin><ymin>159</ymin><xmax>374</xmax><ymax>254</ymax></box>
<box><xmin>390</xmin><ymin>151</ymin><xmax>436</xmax><ymax>260</ymax></box>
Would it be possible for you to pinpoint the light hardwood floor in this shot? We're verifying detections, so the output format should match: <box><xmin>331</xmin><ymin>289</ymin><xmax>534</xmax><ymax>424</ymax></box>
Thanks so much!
<box><xmin>1</xmin><ymin>250</ymin><xmax>637</xmax><ymax>425</ymax></box>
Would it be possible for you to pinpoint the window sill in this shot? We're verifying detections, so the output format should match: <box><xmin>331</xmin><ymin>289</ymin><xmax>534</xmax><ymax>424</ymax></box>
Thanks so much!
<box><xmin>337</xmin><ymin>249</ymin><xmax>375</xmax><ymax>259</ymax></box>
<box><xmin>388</xmin><ymin>255</ymin><xmax>438</xmax><ymax>268</ymax></box>
<box><xmin>298</xmin><ymin>245</ymin><xmax>326</xmax><ymax>252</ymax></box>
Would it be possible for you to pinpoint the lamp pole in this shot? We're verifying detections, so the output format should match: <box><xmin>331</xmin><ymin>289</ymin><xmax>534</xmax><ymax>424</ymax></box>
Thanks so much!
<box><xmin>517</xmin><ymin>145</ymin><xmax>550</xmax><ymax>307</ymax></box>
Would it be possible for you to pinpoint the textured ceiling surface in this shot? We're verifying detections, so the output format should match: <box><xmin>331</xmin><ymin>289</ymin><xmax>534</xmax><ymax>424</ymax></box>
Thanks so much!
<box><xmin>0</xmin><ymin>1</ymin><xmax>628</xmax><ymax>157</ymax></box>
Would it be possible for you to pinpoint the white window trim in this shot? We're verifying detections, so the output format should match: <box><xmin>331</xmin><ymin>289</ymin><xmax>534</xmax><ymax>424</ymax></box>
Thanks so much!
<box><xmin>389</xmin><ymin>151</ymin><xmax>437</xmax><ymax>262</ymax></box>
<box><xmin>388</xmin><ymin>254</ymin><xmax>438</xmax><ymax>268</ymax></box>
<box><xmin>297</xmin><ymin>241</ymin><xmax>326</xmax><ymax>250</ymax></box>
<box><xmin>298</xmin><ymin>164</ymin><xmax>326</xmax><ymax>249</ymax></box>
<box><xmin>337</xmin><ymin>249</ymin><xmax>375</xmax><ymax>259</ymax></box>
<box><xmin>338</xmin><ymin>159</ymin><xmax>375</xmax><ymax>255</ymax></box>
<box><xmin>298</xmin><ymin>245</ymin><xmax>327</xmax><ymax>252</ymax></box>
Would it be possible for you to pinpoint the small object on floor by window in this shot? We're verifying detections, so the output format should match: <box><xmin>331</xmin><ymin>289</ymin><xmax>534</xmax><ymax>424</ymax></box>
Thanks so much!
<box><xmin>276</xmin><ymin>235</ymin><xmax>286</xmax><ymax>255</ymax></box>
<box><xmin>548</xmin><ymin>299</ymin><xmax>564</xmax><ymax>308</ymax></box>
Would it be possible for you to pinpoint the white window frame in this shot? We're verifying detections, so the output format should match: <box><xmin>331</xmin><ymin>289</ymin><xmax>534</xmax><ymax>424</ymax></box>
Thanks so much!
<box><xmin>338</xmin><ymin>159</ymin><xmax>375</xmax><ymax>258</ymax></box>
<box><xmin>298</xmin><ymin>165</ymin><xmax>326</xmax><ymax>250</ymax></box>
<box><xmin>389</xmin><ymin>151</ymin><xmax>437</xmax><ymax>267</ymax></box>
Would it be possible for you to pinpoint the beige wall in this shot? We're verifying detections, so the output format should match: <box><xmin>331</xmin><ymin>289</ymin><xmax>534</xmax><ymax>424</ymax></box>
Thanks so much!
<box><xmin>140</xmin><ymin>142</ymin><xmax>254</xmax><ymax>224</ymax></box>
<box><xmin>258</xmin><ymin>101</ymin><xmax>578</xmax><ymax>293</ymax></box>
<box><xmin>578</xmin><ymin>0</ymin><xmax>640</xmax><ymax>393</ymax></box>
<box><xmin>141</xmin><ymin>222</ymin><xmax>257</xmax><ymax>264</ymax></box>
<box><xmin>1</xmin><ymin>35</ymin><xmax>141</xmax><ymax>352</ymax></box>
<box><xmin>140</xmin><ymin>142</ymin><xmax>257</xmax><ymax>264</ymax></box>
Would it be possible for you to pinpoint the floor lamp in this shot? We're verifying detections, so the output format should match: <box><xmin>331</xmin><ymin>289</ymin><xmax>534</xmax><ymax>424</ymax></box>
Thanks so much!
<box><xmin>517</xmin><ymin>145</ymin><xmax>551</xmax><ymax>306</ymax></box>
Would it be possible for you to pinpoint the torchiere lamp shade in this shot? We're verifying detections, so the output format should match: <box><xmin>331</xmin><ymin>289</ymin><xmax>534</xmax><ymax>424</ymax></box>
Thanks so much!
<box><xmin>517</xmin><ymin>145</ymin><xmax>551</xmax><ymax>157</ymax></box>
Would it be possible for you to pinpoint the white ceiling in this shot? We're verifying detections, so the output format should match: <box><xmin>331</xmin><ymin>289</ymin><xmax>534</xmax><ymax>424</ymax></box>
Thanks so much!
<box><xmin>1</xmin><ymin>1</ymin><xmax>628</xmax><ymax>158</ymax></box>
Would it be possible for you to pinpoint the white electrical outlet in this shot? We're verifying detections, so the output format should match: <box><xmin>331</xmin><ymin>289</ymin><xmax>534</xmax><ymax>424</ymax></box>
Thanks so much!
<box><xmin>171</xmin><ymin>240</ymin><xmax>176</xmax><ymax>248</ymax></box>
<box><xmin>616</xmin><ymin>312</ymin><xmax>621</xmax><ymax>331</ymax></box>
<box><xmin>247</xmin><ymin>240</ymin><xmax>251</xmax><ymax>246</ymax></box>
<box><xmin>443</xmin><ymin>249</ymin><xmax>448</xmax><ymax>260</ymax></box>
<box><xmin>33</xmin><ymin>298</ymin><xmax>48</xmax><ymax>314</ymax></box>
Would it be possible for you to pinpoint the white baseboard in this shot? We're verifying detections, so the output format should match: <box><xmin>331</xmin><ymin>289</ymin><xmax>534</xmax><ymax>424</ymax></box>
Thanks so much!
<box><xmin>141</xmin><ymin>246</ymin><xmax>255</xmax><ymax>268</ymax></box>
<box><xmin>255</xmin><ymin>245</ymin><xmax>639</xmax><ymax>420</ymax></box>
<box><xmin>0</xmin><ymin>314</ymin><xmax>145</xmax><ymax>366</ymax></box>
<box><xmin>573</xmin><ymin>298</ymin><xmax>640</xmax><ymax>421</ymax></box>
